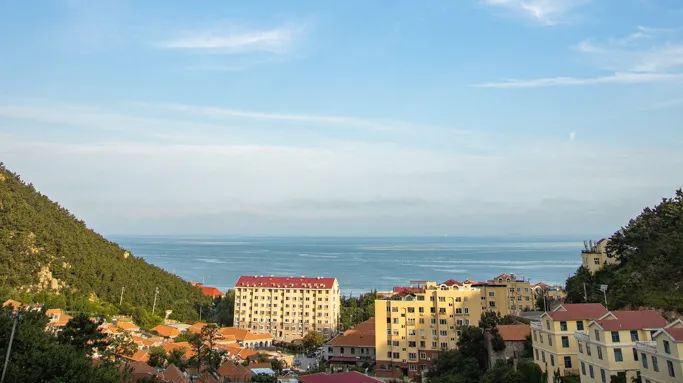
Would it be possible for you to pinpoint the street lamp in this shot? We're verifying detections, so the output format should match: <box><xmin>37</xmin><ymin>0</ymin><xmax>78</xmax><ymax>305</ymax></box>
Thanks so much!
<box><xmin>1</xmin><ymin>311</ymin><xmax>21</xmax><ymax>383</ymax></box>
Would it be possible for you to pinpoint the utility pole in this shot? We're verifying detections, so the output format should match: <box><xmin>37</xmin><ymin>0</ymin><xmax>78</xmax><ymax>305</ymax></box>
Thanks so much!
<box><xmin>152</xmin><ymin>287</ymin><xmax>159</xmax><ymax>315</ymax></box>
<box><xmin>1</xmin><ymin>313</ymin><xmax>19</xmax><ymax>383</ymax></box>
<box><xmin>599</xmin><ymin>285</ymin><xmax>608</xmax><ymax>306</ymax></box>
<box><xmin>119</xmin><ymin>286</ymin><xmax>125</xmax><ymax>306</ymax></box>
<box><xmin>543</xmin><ymin>290</ymin><xmax>547</xmax><ymax>312</ymax></box>
<box><xmin>583</xmin><ymin>283</ymin><xmax>588</xmax><ymax>302</ymax></box>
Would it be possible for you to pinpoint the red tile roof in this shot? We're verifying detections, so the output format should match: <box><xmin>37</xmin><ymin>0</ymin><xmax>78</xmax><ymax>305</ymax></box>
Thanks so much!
<box><xmin>300</xmin><ymin>371</ymin><xmax>382</xmax><ymax>383</ymax></box>
<box><xmin>236</xmin><ymin>276</ymin><xmax>336</xmax><ymax>289</ymax></box>
<box><xmin>496</xmin><ymin>324</ymin><xmax>531</xmax><ymax>341</ymax></box>
<box><xmin>199</xmin><ymin>286</ymin><xmax>223</xmax><ymax>298</ymax></box>
<box><xmin>547</xmin><ymin>303</ymin><xmax>608</xmax><ymax>321</ymax></box>
<box><xmin>152</xmin><ymin>324</ymin><xmax>181</xmax><ymax>338</ymax></box>
<box><xmin>595</xmin><ymin>310</ymin><xmax>667</xmax><ymax>331</ymax></box>
<box><xmin>162</xmin><ymin>364</ymin><xmax>188</xmax><ymax>383</ymax></box>
<box><xmin>327</xmin><ymin>318</ymin><xmax>375</xmax><ymax>347</ymax></box>
<box><xmin>392</xmin><ymin>286</ymin><xmax>424</xmax><ymax>295</ymax></box>
<box><xmin>217</xmin><ymin>361</ymin><xmax>254</xmax><ymax>380</ymax></box>
<box><xmin>666</xmin><ymin>327</ymin><xmax>683</xmax><ymax>341</ymax></box>
<box><xmin>442</xmin><ymin>279</ymin><xmax>462</xmax><ymax>286</ymax></box>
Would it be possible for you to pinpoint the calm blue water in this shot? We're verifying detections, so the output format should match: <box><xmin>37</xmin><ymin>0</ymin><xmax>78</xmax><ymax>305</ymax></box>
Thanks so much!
<box><xmin>110</xmin><ymin>236</ymin><xmax>582</xmax><ymax>296</ymax></box>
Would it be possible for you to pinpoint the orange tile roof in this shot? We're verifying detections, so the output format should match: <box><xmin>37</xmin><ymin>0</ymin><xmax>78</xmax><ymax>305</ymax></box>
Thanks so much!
<box><xmin>328</xmin><ymin>318</ymin><xmax>375</xmax><ymax>347</ymax></box>
<box><xmin>200</xmin><ymin>286</ymin><xmax>223</xmax><ymax>298</ymax></box>
<box><xmin>162</xmin><ymin>364</ymin><xmax>188</xmax><ymax>383</ymax></box>
<box><xmin>2</xmin><ymin>299</ymin><xmax>22</xmax><ymax>311</ymax></box>
<box><xmin>117</xmin><ymin>321</ymin><xmax>140</xmax><ymax>332</ymax></box>
<box><xmin>595</xmin><ymin>310</ymin><xmax>666</xmax><ymax>331</ymax></box>
<box><xmin>130</xmin><ymin>350</ymin><xmax>150</xmax><ymax>362</ymax></box>
<box><xmin>163</xmin><ymin>341</ymin><xmax>192</xmax><ymax>354</ymax></box>
<box><xmin>496</xmin><ymin>324</ymin><xmax>531</xmax><ymax>341</ymax></box>
<box><xmin>189</xmin><ymin>321</ymin><xmax>208</xmax><ymax>334</ymax></box>
<box><xmin>219</xmin><ymin>327</ymin><xmax>272</xmax><ymax>342</ymax></box>
<box><xmin>224</xmin><ymin>345</ymin><xmax>258</xmax><ymax>360</ymax></box>
<box><xmin>53</xmin><ymin>314</ymin><xmax>73</xmax><ymax>327</ymax></box>
<box><xmin>217</xmin><ymin>361</ymin><xmax>254</xmax><ymax>380</ymax></box>
<box><xmin>152</xmin><ymin>324</ymin><xmax>181</xmax><ymax>338</ymax></box>
<box><xmin>547</xmin><ymin>303</ymin><xmax>608</xmax><ymax>321</ymax></box>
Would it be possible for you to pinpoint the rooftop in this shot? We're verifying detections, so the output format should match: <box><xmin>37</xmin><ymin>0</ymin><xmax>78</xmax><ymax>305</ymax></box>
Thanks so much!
<box><xmin>327</xmin><ymin>318</ymin><xmax>375</xmax><ymax>347</ymax></box>
<box><xmin>546</xmin><ymin>303</ymin><xmax>608</xmax><ymax>321</ymax></box>
<box><xmin>594</xmin><ymin>310</ymin><xmax>667</xmax><ymax>331</ymax></box>
<box><xmin>236</xmin><ymin>275</ymin><xmax>336</xmax><ymax>289</ymax></box>
<box><xmin>300</xmin><ymin>371</ymin><xmax>382</xmax><ymax>383</ymax></box>
<box><xmin>496</xmin><ymin>324</ymin><xmax>531</xmax><ymax>341</ymax></box>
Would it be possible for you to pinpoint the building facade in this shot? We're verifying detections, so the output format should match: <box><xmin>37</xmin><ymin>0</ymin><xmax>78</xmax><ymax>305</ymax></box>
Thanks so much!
<box><xmin>472</xmin><ymin>273</ymin><xmax>534</xmax><ymax>315</ymax></box>
<box><xmin>636</xmin><ymin>319</ymin><xmax>683</xmax><ymax>383</ymax></box>
<box><xmin>233</xmin><ymin>276</ymin><xmax>340</xmax><ymax>342</ymax></box>
<box><xmin>374</xmin><ymin>281</ymin><xmax>483</xmax><ymax>380</ymax></box>
<box><xmin>532</xmin><ymin>303</ymin><xmax>609</xmax><ymax>382</ymax></box>
<box><xmin>325</xmin><ymin>317</ymin><xmax>375</xmax><ymax>369</ymax></box>
<box><xmin>574</xmin><ymin>310</ymin><xmax>666</xmax><ymax>383</ymax></box>
<box><xmin>581</xmin><ymin>239</ymin><xmax>618</xmax><ymax>275</ymax></box>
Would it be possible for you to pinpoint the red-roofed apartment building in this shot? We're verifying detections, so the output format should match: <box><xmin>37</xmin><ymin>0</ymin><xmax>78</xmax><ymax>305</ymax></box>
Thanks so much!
<box><xmin>636</xmin><ymin>319</ymin><xmax>683</xmax><ymax>383</ymax></box>
<box><xmin>532</xmin><ymin>303</ymin><xmax>609</xmax><ymax>381</ymax></box>
<box><xmin>574</xmin><ymin>310</ymin><xmax>667</xmax><ymax>383</ymax></box>
<box><xmin>233</xmin><ymin>275</ymin><xmax>340</xmax><ymax>341</ymax></box>
<box><xmin>325</xmin><ymin>318</ymin><xmax>375</xmax><ymax>368</ymax></box>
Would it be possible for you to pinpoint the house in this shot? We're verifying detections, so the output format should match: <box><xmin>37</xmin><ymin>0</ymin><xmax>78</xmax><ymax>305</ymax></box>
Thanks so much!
<box><xmin>189</xmin><ymin>321</ymin><xmax>208</xmax><ymax>334</ymax></box>
<box><xmin>2</xmin><ymin>299</ymin><xmax>22</xmax><ymax>311</ymax></box>
<box><xmin>532</xmin><ymin>303</ymin><xmax>609</xmax><ymax>382</ymax></box>
<box><xmin>580</xmin><ymin>239</ymin><xmax>618</xmax><ymax>274</ymax></box>
<box><xmin>574</xmin><ymin>310</ymin><xmax>666</xmax><ymax>383</ymax></box>
<box><xmin>122</xmin><ymin>360</ymin><xmax>159</xmax><ymax>382</ymax></box>
<box><xmin>163</xmin><ymin>341</ymin><xmax>195</xmax><ymax>360</ymax></box>
<box><xmin>299</xmin><ymin>371</ymin><xmax>382</xmax><ymax>383</ymax></box>
<box><xmin>192</xmin><ymin>282</ymin><xmax>224</xmax><ymax>298</ymax></box>
<box><xmin>218</xmin><ymin>327</ymin><xmax>273</xmax><ymax>348</ymax></box>
<box><xmin>130</xmin><ymin>350</ymin><xmax>150</xmax><ymax>363</ymax></box>
<box><xmin>636</xmin><ymin>319</ymin><xmax>683</xmax><ymax>383</ymax></box>
<box><xmin>488</xmin><ymin>324</ymin><xmax>531</xmax><ymax>366</ymax></box>
<box><xmin>116</xmin><ymin>320</ymin><xmax>140</xmax><ymax>333</ymax></box>
<box><xmin>152</xmin><ymin>324</ymin><xmax>181</xmax><ymax>339</ymax></box>
<box><xmin>217</xmin><ymin>361</ymin><xmax>254</xmax><ymax>383</ymax></box>
<box><xmin>160</xmin><ymin>364</ymin><xmax>188</xmax><ymax>383</ymax></box>
<box><xmin>45</xmin><ymin>308</ymin><xmax>72</xmax><ymax>327</ymax></box>
<box><xmin>325</xmin><ymin>317</ymin><xmax>375</xmax><ymax>368</ymax></box>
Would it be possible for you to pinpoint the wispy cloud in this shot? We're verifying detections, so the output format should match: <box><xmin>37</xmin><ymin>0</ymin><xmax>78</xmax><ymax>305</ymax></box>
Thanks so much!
<box><xmin>477</xmin><ymin>27</ymin><xmax>683</xmax><ymax>88</ymax></box>
<box><xmin>481</xmin><ymin>0</ymin><xmax>590</xmax><ymax>25</ymax></box>
<box><xmin>475</xmin><ymin>72</ymin><xmax>683</xmax><ymax>88</ymax></box>
<box><xmin>158</xmin><ymin>24</ymin><xmax>303</xmax><ymax>54</ymax></box>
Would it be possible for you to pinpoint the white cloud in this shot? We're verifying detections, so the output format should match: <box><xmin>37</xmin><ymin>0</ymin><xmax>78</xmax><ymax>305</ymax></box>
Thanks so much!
<box><xmin>477</xmin><ymin>27</ymin><xmax>683</xmax><ymax>88</ymax></box>
<box><xmin>474</xmin><ymin>71</ymin><xmax>683</xmax><ymax>88</ymax></box>
<box><xmin>481</xmin><ymin>0</ymin><xmax>590</xmax><ymax>25</ymax></box>
<box><xmin>569</xmin><ymin>131</ymin><xmax>576</xmax><ymax>142</ymax></box>
<box><xmin>158</xmin><ymin>24</ymin><xmax>302</xmax><ymax>54</ymax></box>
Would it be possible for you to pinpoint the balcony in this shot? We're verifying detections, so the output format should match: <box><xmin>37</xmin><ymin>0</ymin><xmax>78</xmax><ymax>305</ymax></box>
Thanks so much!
<box><xmin>530</xmin><ymin>321</ymin><xmax>542</xmax><ymax>330</ymax></box>
<box><xmin>573</xmin><ymin>332</ymin><xmax>589</xmax><ymax>342</ymax></box>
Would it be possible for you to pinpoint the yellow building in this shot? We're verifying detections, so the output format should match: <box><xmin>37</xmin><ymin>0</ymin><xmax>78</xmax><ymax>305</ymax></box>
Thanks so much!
<box><xmin>233</xmin><ymin>275</ymin><xmax>340</xmax><ymax>342</ymax></box>
<box><xmin>533</xmin><ymin>283</ymin><xmax>568</xmax><ymax>304</ymax></box>
<box><xmin>374</xmin><ymin>281</ymin><xmax>483</xmax><ymax>380</ymax></box>
<box><xmin>574</xmin><ymin>310</ymin><xmax>666</xmax><ymax>383</ymax></box>
<box><xmin>472</xmin><ymin>273</ymin><xmax>534</xmax><ymax>315</ymax></box>
<box><xmin>532</xmin><ymin>303</ymin><xmax>608</xmax><ymax>382</ymax></box>
<box><xmin>581</xmin><ymin>239</ymin><xmax>618</xmax><ymax>274</ymax></box>
<box><xmin>636</xmin><ymin>319</ymin><xmax>683</xmax><ymax>383</ymax></box>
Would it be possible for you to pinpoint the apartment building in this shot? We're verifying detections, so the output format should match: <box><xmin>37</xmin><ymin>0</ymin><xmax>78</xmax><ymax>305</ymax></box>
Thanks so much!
<box><xmin>532</xmin><ymin>303</ymin><xmax>609</xmax><ymax>382</ymax></box>
<box><xmin>574</xmin><ymin>310</ymin><xmax>666</xmax><ymax>383</ymax></box>
<box><xmin>374</xmin><ymin>281</ymin><xmax>483</xmax><ymax>380</ymax></box>
<box><xmin>581</xmin><ymin>239</ymin><xmax>618</xmax><ymax>275</ymax></box>
<box><xmin>533</xmin><ymin>283</ymin><xmax>567</xmax><ymax>304</ymax></box>
<box><xmin>233</xmin><ymin>275</ymin><xmax>340</xmax><ymax>342</ymax></box>
<box><xmin>636</xmin><ymin>319</ymin><xmax>683</xmax><ymax>383</ymax></box>
<box><xmin>473</xmin><ymin>273</ymin><xmax>535</xmax><ymax>315</ymax></box>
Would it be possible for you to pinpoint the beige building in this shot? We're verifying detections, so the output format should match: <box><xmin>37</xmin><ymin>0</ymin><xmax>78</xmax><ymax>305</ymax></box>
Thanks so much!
<box><xmin>374</xmin><ymin>281</ymin><xmax>483</xmax><ymax>380</ymax></box>
<box><xmin>472</xmin><ymin>273</ymin><xmax>535</xmax><ymax>315</ymax></box>
<box><xmin>532</xmin><ymin>303</ymin><xmax>609</xmax><ymax>382</ymax></box>
<box><xmin>574</xmin><ymin>310</ymin><xmax>666</xmax><ymax>383</ymax></box>
<box><xmin>636</xmin><ymin>319</ymin><xmax>683</xmax><ymax>383</ymax></box>
<box><xmin>533</xmin><ymin>283</ymin><xmax>567</xmax><ymax>305</ymax></box>
<box><xmin>233</xmin><ymin>275</ymin><xmax>340</xmax><ymax>342</ymax></box>
<box><xmin>581</xmin><ymin>239</ymin><xmax>618</xmax><ymax>274</ymax></box>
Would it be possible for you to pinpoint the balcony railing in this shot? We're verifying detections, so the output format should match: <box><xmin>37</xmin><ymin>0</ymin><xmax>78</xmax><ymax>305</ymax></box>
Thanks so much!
<box><xmin>573</xmin><ymin>332</ymin><xmax>590</xmax><ymax>342</ymax></box>
<box><xmin>635</xmin><ymin>341</ymin><xmax>657</xmax><ymax>354</ymax></box>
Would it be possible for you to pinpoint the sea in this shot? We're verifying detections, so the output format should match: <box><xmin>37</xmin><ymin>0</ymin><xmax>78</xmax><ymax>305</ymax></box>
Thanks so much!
<box><xmin>110</xmin><ymin>236</ymin><xmax>583</xmax><ymax>296</ymax></box>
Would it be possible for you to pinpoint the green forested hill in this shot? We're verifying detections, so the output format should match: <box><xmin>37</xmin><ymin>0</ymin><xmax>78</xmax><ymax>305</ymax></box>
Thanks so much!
<box><xmin>566</xmin><ymin>190</ymin><xmax>683</xmax><ymax>314</ymax></box>
<box><xmin>0</xmin><ymin>163</ymin><xmax>209</xmax><ymax>325</ymax></box>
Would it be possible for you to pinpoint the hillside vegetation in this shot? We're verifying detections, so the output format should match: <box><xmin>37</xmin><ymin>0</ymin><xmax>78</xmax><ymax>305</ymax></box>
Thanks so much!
<box><xmin>566</xmin><ymin>190</ymin><xmax>683</xmax><ymax>314</ymax></box>
<box><xmin>0</xmin><ymin>163</ymin><xmax>210</xmax><ymax>324</ymax></box>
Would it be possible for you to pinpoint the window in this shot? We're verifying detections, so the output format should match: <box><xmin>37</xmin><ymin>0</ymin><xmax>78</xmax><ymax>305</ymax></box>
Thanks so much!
<box><xmin>581</xmin><ymin>361</ymin><xmax>586</xmax><ymax>375</ymax></box>
<box><xmin>664</xmin><ymin>340</ymin><xmax>671</xmax><ymax>354</ymax></box>
<box><xmin>600</xmin><ymin>369</ymin><xmax>606</xmax><ymax>383</ymax></box>
<box><xmin>652</xmin><ymin>356</ymin><xmax>659</xmax><ymax>372</ymax></box>
<box><xmin>548</xmin><ymin>334</ymin><xmax>552</xmax><ymax>346</ymax></box>
<box><xmin>632</xmin><ymin>348</ymin><xmax>638</xmax><ymax>361</ymax></box>
<box><xmin>533</xmin><ymin>331</ymin><xmax>537</xmax><ymax>341</ymax></box>
<box><xmin>586</xmin><ymin>344</ymin><xmax>591</xmax><ymax>356</ymax></box>
<box><xmin>560</xmin><ymin>321</ymin><xmax>567</xmax><ymax>331</ymax></box>
<box><xmin>595</xmin><ymin>330</ymin><xmax>600</xmax><ymax>341</ymax></box>
<box><xmin>541</xmin><ymin>351</ymin><xmax>546</xmax><ymax>363</ymax></box>
<box><xmin>534</xmin><ymin>349</ymin><xmax>539</xmax><ymax>360</ymax></box>
<box><xmin>630</xmin><ymin>330</ymin><xmax>639</xmax><ymax>342</ymax></box>
<box><xmin>564</xmin><ymin>356</ymin><xmax>572</xmax><ymax>368</ymax></box>
<box><xmin>550</xmin><ymin>354</ymin><xmax>554</xmax><ymax>366</ymax></box>
<box><xmin>578</xmin><ymin>342</ymin><xmax>583</xmax><ymax>353</ymax></box>
<box><xmin>597</xmin><ymin>346</ymin><xmax>603</xmax><ymax>360</ymax></box>
<box><xmin>614</xmin><ymin>348</ymin><xmax>623</xmax><ymax>362</ymax></box>
<box><xmin>589</xmin><ymin>365</ymin><xmax>594</xmax><ymax>378</ymax></box>
<box><xmin>641</xmin><ymin>353</ymin><xmax>648</xmax><ymax>369</ymax></box>
<box><xmin>667</xmin><ymin>360</ymin><xmax>676</xmax><ymax>377</ymax></box>
<box><xmin>611</xmin><ymin>331</ymin><xmax>620</xmax><ymax>343</ymax></box>
<box><xmin>561</xmin><ymin>336</ymin><xmax>569</xmax><ymax>348</ymax></box>
<box><xmin>576</xmin><ymin>320</ymin><xmax>584</xmax><ymax>331</ymax></box>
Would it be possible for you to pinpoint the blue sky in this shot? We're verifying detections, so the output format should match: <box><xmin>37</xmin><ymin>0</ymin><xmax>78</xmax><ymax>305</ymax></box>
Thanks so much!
<box><xmin>1</xmin><ymin>0</ymin><xmax>682</xmax><ymax>236</ymax></box>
